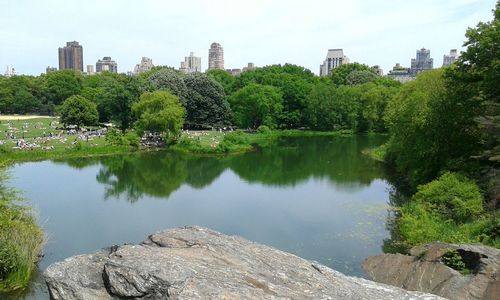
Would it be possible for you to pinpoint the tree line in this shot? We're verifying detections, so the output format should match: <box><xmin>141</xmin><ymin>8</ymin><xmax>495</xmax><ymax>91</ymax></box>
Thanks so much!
<box><xmin>0</xmin><ymin>61</ymin><xmax>401</xmax><ymax>134</ymax></box>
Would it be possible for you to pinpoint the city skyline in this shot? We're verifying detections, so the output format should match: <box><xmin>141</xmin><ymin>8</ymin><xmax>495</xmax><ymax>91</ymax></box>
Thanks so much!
<box><xmin>0</xmin><ymin>0</ymin><xmax>496</xmax><ymax>75</ymax></box>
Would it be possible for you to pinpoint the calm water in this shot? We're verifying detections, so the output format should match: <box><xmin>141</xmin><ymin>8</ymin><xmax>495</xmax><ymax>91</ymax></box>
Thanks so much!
<box><xmin>6</xmin><ymin>135</ymin><xmax>395</xmax><ymax>299</ymax></box>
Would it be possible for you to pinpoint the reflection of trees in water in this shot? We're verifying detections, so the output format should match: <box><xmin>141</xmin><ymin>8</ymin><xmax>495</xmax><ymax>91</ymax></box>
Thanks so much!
<box><xmin>62</xmin><ymin>136</ymin><xmax>389</xmax><ymax>203</ymax></box>
<box><xmin>381</xmin><ymin>184</ymin><xmax>412</xmax><ymax>254</ymax></box>
<box><xmin>230</xmin><ymin>136</ymin><xmax>387</xmax><ymax>187</ymax></box>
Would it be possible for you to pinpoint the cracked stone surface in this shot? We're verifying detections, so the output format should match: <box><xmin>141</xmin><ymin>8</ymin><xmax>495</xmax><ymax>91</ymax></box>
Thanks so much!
<box><xmin>363</xmin><ymin>242</ymin><xmax>500</xmax><ymax>300</ymax></box>
<box><xmin>44</xmin><ymin>226</ymin><xmax>444</xmax><ymax>299</ymax></box>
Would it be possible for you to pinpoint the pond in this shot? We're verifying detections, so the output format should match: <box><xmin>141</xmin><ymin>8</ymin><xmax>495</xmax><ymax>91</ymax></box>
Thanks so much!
<box><xmin>6</xmin><ymin>135</ymin><xmax>397</xmax><ymax>299</ymax></box>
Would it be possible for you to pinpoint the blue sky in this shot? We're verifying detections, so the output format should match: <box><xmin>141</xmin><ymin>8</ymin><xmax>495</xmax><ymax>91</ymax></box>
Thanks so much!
<box><xmin>0</xmin><ymin>0</ymin><xmax>497</xmax><ymax>75</ymax></box>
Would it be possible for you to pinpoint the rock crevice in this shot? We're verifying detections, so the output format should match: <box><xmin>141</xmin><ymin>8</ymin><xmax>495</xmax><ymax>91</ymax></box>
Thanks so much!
<box><xmin>363</xmin><ymin>242</ymin><xmax>500</xmax><ymax>300</ymax></box>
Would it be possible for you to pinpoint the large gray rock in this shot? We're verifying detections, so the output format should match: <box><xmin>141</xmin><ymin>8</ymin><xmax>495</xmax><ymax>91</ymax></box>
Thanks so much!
<box><xmin>363</xmin><ymin>242</ymin><xmax>500</xmax><ymax>300</ymax></box>
<box><xmin>45</xmin><ymin>226</ymin><xmax>444</xmax><ymax>299</ymax></box>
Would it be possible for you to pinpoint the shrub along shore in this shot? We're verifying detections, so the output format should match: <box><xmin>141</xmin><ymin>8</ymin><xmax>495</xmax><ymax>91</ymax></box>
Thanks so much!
<box><xmin>0</xmin><ymin>163</ymin><xmax>44</xmax><ymax>293</ymax></box>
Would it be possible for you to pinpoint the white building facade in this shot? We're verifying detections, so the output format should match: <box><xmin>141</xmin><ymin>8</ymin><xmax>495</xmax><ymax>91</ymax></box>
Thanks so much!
<box><xmin>319</xmin><ymin>49</ymin><xmax>349</xmax><ymax>76</ymax></box>
<box><xmin>443</xmin><ymin>49</ymin><xmax>458</xmax><ymax>67</ymax></box>
<box><xmin>134</xmin><ymin>57</ymin><xmax>154</xmax><ymax>74</ymax></box>
<box><xmin>208</xmin><ymin>42</ymin><xmax>224</xmax><ymax>70</ymax></box>
<box><xmin>180</xmin><ymin>52</ymin><xmax>201</xmax><ymax>74</ymax></box>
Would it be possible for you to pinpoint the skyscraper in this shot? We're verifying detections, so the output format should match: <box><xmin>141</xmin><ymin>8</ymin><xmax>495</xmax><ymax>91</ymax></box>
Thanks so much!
<box><xmin>134</xmin><ymin>57</ymin><xmax>154</xmax><ymax>74</ymax></box>
<box><xmin>410</xmin><ymin>48</ymin><xmax>433</xmax><ymax>76</ymax></box>
<box><xmin>180</xmin><ymin>52</ymin><xmax>201</xmax><ymax>74</ymax></box>
<box><xmin>208</xmin><ymin>42</ymin><xmax>224</xmax><ymax>70</ymax></box>
<box><xmin>443</xmin><ymin>49</ymin><xmax>458</xmax><ymax>67</ymax></box>
<box><xmin>58</xmin><ymin>41</ymin><xmax>83</xmax><ymax>72</ymax></box>
<box><xmin>319</xmin><ymin>49</ymin><xmax>349</xmax><ymax>76</ymax></box>
<box><xmin>96</xmin><ymin>57</ymin><xmax>118</xmax><ymax>73</ymax></box>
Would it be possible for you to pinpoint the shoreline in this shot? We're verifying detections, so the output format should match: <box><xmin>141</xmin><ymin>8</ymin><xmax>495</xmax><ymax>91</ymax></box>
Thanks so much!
<box><xmin>1</xmin><ymin>130</ymin><xmax>356</xmax><ymax>165</ymax></box>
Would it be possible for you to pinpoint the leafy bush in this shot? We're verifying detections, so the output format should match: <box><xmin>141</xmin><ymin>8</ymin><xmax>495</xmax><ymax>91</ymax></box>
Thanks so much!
<box><xmin>441</xmin><ymin>250</ymin><xmax>468</xmax><ymax>273</ymax></box>
<box><xmin>105</xmin><ymin>128</ymin><xmax>124</xmax><ymax>146</ymax></box>
<box><xmin>256</xmin><ymin>125</ymin><xmax>271</xmax><ymax>134</ymax></box>
<box><xmin>398</xmin><ymin>172</ymin><xmax>499</xmax><ymax>248</ymax></box>
<box><xmin>412</xmin><ymin>172</ymin><xmax>483</xmax><ymax>223</ymax></box>
<box><xmin>222</xmin><ymin>131</ymin><xmax>248</xmax><ymax>145</ymax></box>
<box><xmin>217</xmin><ymin>131</ymin><xmax>251</xmax><ymax>153</ymax></box>
<box><xmin>175</xmin><ymin>137</ymin><xmax>205</xmax><ymax>153</ymax></box>
<box><xmin>105</xmin><ymin>129</ymin><xmax>140</xmax><ymax>148</ymax></box>
<box><xmin>123</xmin><ymin>132</ymin><xmax>140</xmax><ymax>148</ymax></box>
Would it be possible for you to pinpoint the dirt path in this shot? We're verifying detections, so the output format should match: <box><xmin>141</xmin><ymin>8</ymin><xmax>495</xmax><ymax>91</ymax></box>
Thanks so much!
<box><xmin>0</xmin><ymin>115</ymin><xmax>55</xmax><ymax>121</ymax></box>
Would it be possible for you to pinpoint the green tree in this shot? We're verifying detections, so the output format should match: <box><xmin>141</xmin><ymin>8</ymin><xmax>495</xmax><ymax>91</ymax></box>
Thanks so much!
<box><xmin>305</xmin><ymin>83</ymin><xmax>359</xmax><ymax>131</ymax></box>
<box><xmin>231</xmin><ymin>64</ymin><xmax>316</xmax><ymax>128</ymax></box>
<box><xmin>83</xmin><ymin>72</ymin><xmax>140</xmax><ymax>130</ymax></box>
<box><xmin>183</xmin><ymin>73</ymin><xmax>232</xmax><ymax>128</ymax></box>
<box><xmin>206</xmin><ymin>69</ymin><xmax>235</xmax><ymax>95</ymax></box>
<box><xmin>445</xmin><ymin>2</ymin><xmax>499</xmax><ymax>202</ymax></box>
<box><xmin>58</xmin><ymin>95</ymin><xmax>98</xmax><ymax>128</ymax></box>
<box><xmin>330</xmin><ymin>63</ymin><xmax>377</xmax><ymax>85</ymax></box>
<box><xmin>147</xmin><ymin>68</ymin><xmax>188</xmax><ymax>101</ymax></box>
<box><xmin>346</xmin><ymin>70</ymin><xmax>379</xmax><ymax>85</ymax></box>
<box><xmin>385</xmin><ymin>69</ymin><xmax>481</xmax><ymax>186</ymax></box>
<box><xmin>0</xmin><ymin>76</ymin><xmax>41</xmax><ymax>114</ymax></box>
<box><xmin>229</xmin><ymin>84</ymin><xmax>283</xmax><ymax>129</ymax></box>
<box><xmin>355</xmin><ymin>83</ymin><xmax>397</xmax><ymax>132</ymax></box>
<box><xmin>40</xmin><ymin>70</ymin><xmax>83</xmax><ymax>105</ymax></box>
<box><xmin>132</xmin><ymin>91</ymin><xmax>185</xmax><ymax>139</ymax></box>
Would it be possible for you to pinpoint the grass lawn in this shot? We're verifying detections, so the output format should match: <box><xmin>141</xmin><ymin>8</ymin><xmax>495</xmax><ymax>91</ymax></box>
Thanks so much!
<box><xmin>0</xmin><ymin>116</ymin><xmax>130</xmax><ymax>164</ymax></box>
<box><xmin>0</xmin><ymin>117</ymin><xmax>109</xmax><ymax>151</ymax></box>
<box><xmin>172</xmin><ymin>129</ymin><xmax>353</xmax><ymax>154</ymax></box>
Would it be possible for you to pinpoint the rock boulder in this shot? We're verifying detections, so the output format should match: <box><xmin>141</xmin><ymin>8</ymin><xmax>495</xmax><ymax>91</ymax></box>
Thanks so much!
<box><xmin>45</xmin><ymin>226</ymin><xmax>444</xmax><ymax>299</ymax></box>
<box><xmin>363</xmin><ymin>242</ymin><xmax>500</xmax><ymax>300</ymax></box>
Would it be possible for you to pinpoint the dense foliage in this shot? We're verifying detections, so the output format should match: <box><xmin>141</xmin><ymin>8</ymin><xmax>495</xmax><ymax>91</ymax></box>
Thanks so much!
<box><xmin>305</xmin><ymin>83</ymin><xmax>358</xmax><ymax>131</ymax></box>
<box><xmin>146</xmin><ymin>68</ymin><xmax>232</xmax><ymax>128</ymax></box>
<box><xmin>399</xmin><ymin>173</ymin><xmax>498</xmax><ymax>248</ymax></box>
<box><xmin>0</xmin><ymin>62</ymin><xmax>400</xmax><ymax>135</ymax></box>
<box><xmin>58</xmin><ymin>95</ymin><xmax>99</xmax><ymax>128</ymax></box>
<box><xmin>229</xmin><ymin>84</ymin><xmax>283</xmax><ymax>129</ymax></box>
<box><xmin>383</xmin><ymin>2</ymin><xmax>499</xmax><ymax>250</ymax></box>
<box><xmin>330</xmin><ymin>63</ymin><xmax>377</xmax><ymax>85</ymax></box>
<box><xmin>384</xmin><ymin>2</ymin><xmax>499</xmax><ymax>200</ymax></box>
<box><xmin>132</xmin><ymin>91</ymin><xmax>185</xmax><ymax>139</ymax></box>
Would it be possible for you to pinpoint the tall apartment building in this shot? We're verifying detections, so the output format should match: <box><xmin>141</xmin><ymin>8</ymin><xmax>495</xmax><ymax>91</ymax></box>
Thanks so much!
<box><xmin>180</xmin><ymin>52</ymin><xmax>201</xmax><ymax>74</ymax></box>
<box><xmin>208</xmin><ymin>42</ymin><xmax>224</xmax><ymax>70</ymax></box>
<box><xmin>96</xmin><ymin>57</ymin><xmax>118</xmax><ymax>73</ymax></box>
<box><xmin>410</xmin><ymin>48</ymin><xmax>433</xmax><ymax>76</ymax></box>
<box><xmin>58</xmin><ymin>41</ymin><xmax>84</xmax><ymax>72</ymax></box>
<box><xmin>319</xmin><ymin>49</ymin><xmax>349</xmax><ymax>76</ymax></box>
<box><xmin>443</xmin><ymin>49</ymin><xmax>458</xmax><ymax>67</ymax></box>
<box><xmin>134</xmin><ymin>57</ymin><xmax>154</xmax><ymax>74</ymax></box>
